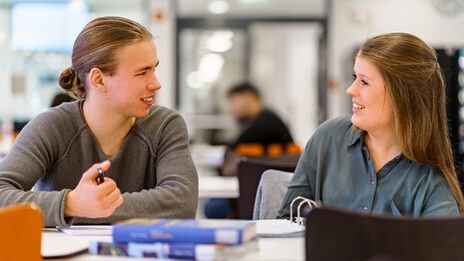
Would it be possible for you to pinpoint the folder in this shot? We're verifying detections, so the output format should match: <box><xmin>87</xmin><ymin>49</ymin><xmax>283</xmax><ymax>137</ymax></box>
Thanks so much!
<box><xmin>0</xmin><ymin>202</ymin><xmax>43</xmax><ymax>261</ymax></box>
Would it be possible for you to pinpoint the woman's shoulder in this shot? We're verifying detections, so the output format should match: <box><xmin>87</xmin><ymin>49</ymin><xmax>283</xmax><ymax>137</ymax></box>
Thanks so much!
<box><xmin>311</xmin><ymin>116</ymin><xmax>354</xmax><ymax>141</ymax></box>
<box><xmin>317</xmin><ymin>116</ymin><xmax>353</xmax><ymax>131</ymax></box>
<box><xmin>300</xmin><ymin>115</ymin><xmax>355</xmax><ymax>158</ymax></box>
<box><xmin>407</xmin><ymin>160</ymin><xmax>447</xmax><ymax>185</ymax></box>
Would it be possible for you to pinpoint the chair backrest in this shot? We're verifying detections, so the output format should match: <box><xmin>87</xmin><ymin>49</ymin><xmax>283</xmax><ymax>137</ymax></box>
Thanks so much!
<box><xmin>0</xmin><ymin>202</ymin><xmax>43</xmax><ymax>261</ymax></box>
<box><xmin>252</xmin><ymin>169</ymin><xmax>293</xmax><ymax>220</ymax></box>
<box><xmin>305</xmin><ymin>207</ymin><xmax>464</xmax><ymax>261</ymax></box>
<box><xmin>237</xmin><ymin>155</ymin><xmax>299</xmax><ymax>219</ymax></box>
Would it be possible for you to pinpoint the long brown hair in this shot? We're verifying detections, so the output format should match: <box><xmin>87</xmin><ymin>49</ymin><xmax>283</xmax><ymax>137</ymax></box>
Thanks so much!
<box><xmin>58</xmin><ymin>16</ymin><xmax>152</xmax><ymax>99</ymax></box>
<box><xmin>358</xmin><ymin>32</ymin><xmax>464</xmax><ymax>212</ymax></box>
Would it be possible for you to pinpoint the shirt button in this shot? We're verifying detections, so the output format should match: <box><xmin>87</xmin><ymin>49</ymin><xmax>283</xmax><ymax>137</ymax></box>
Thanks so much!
<box><xmin>364</xmin><ymin>207</ymin><xmax>368</xmax><ymax>211</ymax></box>
<box><xmin>371</xmin><ymin>181</ymin><xmax>375</xmax><ymax>185</ymax></box>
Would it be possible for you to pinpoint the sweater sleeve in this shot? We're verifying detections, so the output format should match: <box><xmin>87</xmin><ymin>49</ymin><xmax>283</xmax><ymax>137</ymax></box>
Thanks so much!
<box><xmin>0</xmin><ymin>112</ymin><xmax>73</xmax><ymax>227</ymax></box>
<box><xmin>75</xmin><ymin>113</ymin><xmax>199</xmax><ymax>224</ymax></box>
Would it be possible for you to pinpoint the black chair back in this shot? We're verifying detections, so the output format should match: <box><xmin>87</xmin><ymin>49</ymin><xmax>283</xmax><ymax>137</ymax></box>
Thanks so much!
<box><xmin>237</xmin><ymin>155</ymin><xmax>299</xmax><ymax>219</ymax></box>
<box><xmin>305</xmin><ymin>207</ymin><xmax>464</xmax><ymax>261</ymax></box>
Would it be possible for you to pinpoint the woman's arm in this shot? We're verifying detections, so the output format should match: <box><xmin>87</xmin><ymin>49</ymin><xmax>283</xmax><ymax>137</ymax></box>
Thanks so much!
<box><xmin>420</xmin><ymin>174</ymin><xmax>460</xmax><ymax>216</ymax></box>
<box><xmin>276</xmin><ymin>142</ymin><xmax>314</xmax><ymax>219</ymax></box>
<box><xmin>74</xmin><ymin>114</ymin><xmax>198</xmax><ymax>224</ymax></box>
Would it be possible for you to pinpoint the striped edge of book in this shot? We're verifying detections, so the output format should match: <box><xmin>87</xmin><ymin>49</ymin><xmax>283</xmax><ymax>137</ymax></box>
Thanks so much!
<box><xmin>89</xmin><ymin>238</ymin><xmax>259</xmax><ymax>260</ymax></box>
<box><xmin>112</xmin><ymin>219</ymin><xmax>257</xmax><ymax>245</ymax></box>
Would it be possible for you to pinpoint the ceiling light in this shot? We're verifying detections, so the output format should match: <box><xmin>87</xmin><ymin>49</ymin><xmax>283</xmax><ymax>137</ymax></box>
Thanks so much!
<box><xmin>206</xmin><ymin>31</ymin><xmax>234</xmax><ymax>53</ymax></box>
<box><xmin>208</xmin><ymin>0</ymin><xmax>230</xmax><ymax>14</ymax></box>
<box><xmin>206</xmin><ymin>37</ymin><xmax>232</xmax><ymax>52</ymax></box>
<box><xmin>187</xmin><ymin>71</ymin><xmax>204</xmax><ymax>89</ymax></box>
<box><xmin>198</xmin><ymin>53</ymin><xmax>224</xmax><ymax>82</ymax></box>
<box><xmin>213</xmin><ymin>30</ymin><xmax>234</xmax><ymax>39</ymax></box>
<box><xmin>238</xmin><ymin>0</ymin><xmax>268</xmax><ymax>4</ymax></box>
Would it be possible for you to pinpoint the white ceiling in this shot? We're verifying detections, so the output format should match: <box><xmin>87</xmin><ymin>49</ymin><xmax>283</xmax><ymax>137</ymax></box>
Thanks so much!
<box><xmin>177</xmin><ymin>0</ymin><xmax>327</xmax><ymax>18</ymax></box>
<box><xmin>0</xmin><ymin>0</ymin><xmax>327</xmax><ymax>18</ymax></box>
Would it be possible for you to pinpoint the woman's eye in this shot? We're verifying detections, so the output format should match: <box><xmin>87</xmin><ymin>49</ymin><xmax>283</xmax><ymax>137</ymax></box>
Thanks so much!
<box><xmin>361</xmin><ymin>80</ymin><xmax>368</xmax><ymax>86</ymax></box>
<box><xmin>352</xmin><ymin>73</ymin><xmax>357</xmax><ymax>80</ymax></box>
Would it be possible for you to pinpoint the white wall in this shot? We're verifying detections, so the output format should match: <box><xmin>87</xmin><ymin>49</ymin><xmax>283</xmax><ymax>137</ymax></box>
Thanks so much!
<box><xmin>149</xmin><ymin>0</ymin><xmax>176</xmax><ymax>109</ymax></box>
<box><xmin>250</xmin><ymin>23</ymin><xmax>322</xmax><ymax>146</ymax></box>
<box><xmin>328</xmin><ymin>0</ymin><xmax>464</xmax><ymax>119</ymax></box>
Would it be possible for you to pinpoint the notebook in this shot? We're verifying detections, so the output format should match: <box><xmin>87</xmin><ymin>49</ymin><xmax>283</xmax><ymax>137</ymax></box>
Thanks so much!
<box><xmin>41</xmin><ymin>232</ymin><xmax>90</xmax><ymax>258</ymax></box>
<box><xmin>255</xmin><ymin>219</ymin><xmax>305</xmax><ymax>237</ymax></box>
<box><xmin>57</xmin><ymin>225</ymin><xmax>113</xmax><ymax>236</ymax></box>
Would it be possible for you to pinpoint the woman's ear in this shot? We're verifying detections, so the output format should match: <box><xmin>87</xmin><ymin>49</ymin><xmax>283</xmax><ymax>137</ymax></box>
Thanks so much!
<box><xmin>88</xmin><ymin>68</ymin><xmax>107</xmax><ymax>92</ymax></box>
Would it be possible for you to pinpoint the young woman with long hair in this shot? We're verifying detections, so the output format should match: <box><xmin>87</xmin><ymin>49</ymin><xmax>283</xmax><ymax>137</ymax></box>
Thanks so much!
<box><xmin>278</xmin><ymin>32</ymin><xmax>464</xmax><ymax>218</ymax></box>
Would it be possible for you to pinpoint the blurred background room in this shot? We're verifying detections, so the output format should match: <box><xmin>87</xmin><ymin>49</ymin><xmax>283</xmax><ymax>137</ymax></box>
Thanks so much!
<box><xmin>1</xmin><ymin>0</ymin><xmax>464</xmax><ymax>218</ymax></box>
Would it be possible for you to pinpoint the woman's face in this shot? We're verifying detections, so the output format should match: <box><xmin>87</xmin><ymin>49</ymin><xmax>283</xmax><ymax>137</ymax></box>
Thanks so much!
<box><xmin>104</xmin><ymin>40</ymin><xmax>161</xmax><ymax>118</ymax></box>
<box><xmin>346</xmin><ymin>56</ymin><xmax>394</xmax><ymax>133</ymax></box>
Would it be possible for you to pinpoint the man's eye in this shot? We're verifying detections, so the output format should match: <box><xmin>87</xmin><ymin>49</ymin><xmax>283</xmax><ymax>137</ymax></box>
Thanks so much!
<box><xmin>137</xmin><ymin>72</ymin><xmax>146</xmax><ymax>76</ymax></box>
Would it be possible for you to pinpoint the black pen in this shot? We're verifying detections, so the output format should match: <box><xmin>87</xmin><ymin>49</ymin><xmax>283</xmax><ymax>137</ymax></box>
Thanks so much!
<box><xmin>96</xmin><ymin>166</ymin><xmax>105</xmax><ymax>184</ymax></box>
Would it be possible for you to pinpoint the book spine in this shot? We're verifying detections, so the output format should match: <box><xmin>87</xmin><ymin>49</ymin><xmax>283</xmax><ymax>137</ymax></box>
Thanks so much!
<box><xmin>89</xmin><ymin>241</ymin><xmax>201</xmax><ymax>259</ymax></box>
<box><xmin>113</xmin><ymin>225</ymin><xmax>243</xmax><ymax>244</ymax></box>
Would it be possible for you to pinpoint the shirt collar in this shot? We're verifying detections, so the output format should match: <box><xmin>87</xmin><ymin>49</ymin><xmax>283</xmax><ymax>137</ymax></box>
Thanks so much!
<box><xmin>348</xmin><ymin>127</ymin><xmax>366</xmax><ymax>147</ymax></box>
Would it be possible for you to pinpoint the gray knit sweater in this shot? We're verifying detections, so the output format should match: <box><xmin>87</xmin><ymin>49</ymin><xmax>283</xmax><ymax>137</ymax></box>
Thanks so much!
<box><xmin>0</xmin><ymin>100</ymin><xmax>198</xmax><ymax>227</ymax></box>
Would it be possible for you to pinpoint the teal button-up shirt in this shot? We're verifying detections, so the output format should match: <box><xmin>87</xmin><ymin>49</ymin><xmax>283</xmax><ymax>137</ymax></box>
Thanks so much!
<box><xmin>277</xmin><ymin>116</ymin><xmax>460</xmax><ymax>218</ymax></box>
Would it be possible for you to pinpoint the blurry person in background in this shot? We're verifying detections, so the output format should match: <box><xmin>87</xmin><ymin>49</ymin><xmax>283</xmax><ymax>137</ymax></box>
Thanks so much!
<box><xmin>221</xmin><ymin>82</ymin><xmax>294</xmax><ymax>176</ymax></box>
<box><xmin>51</xmin><ymin>92</ymin><xmax>74</xmax><ymax>107</ymax></box>
<box><xmin>205</xmin><ymin>82</ymin><xmax>294</xmax><ymax>219</ymax></box>
<box><xmin>9</xmin><ymin>93</ymin><xmax>73</xmax><ymax>145</ymax></box>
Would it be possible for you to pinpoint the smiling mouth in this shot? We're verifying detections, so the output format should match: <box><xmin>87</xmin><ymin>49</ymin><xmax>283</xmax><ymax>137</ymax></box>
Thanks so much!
<box><xmin>141</xmin><ymin>97</ymin><xmax>154</xmax><ymax>102</ymax></box>
<box><xmin>353</xmin><ymin>103</ymin><xmax>365</xmax><ymax>109</ymax></box>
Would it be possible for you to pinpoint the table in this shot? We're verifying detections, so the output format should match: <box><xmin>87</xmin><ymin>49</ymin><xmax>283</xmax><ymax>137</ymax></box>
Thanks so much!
<box><xmin>198</xmin><ymin>176</ymin><xmax>239</xmax><ymax>199</ymax></box>
<box><xmin>190</xmin><ymin>144</ymin><xmax>226</xmax><ymax>169</ymax></box>
<box><xmin>197</xmin><ymin>175</ymin><xmax>239</xmax><ymax>219</ymax></box>
<box><xmin>197</xmin><ymin>175</ymin><xmax>239</xmax><ymax>218</ymax></box>
<box><xmin>44</xmin><ymin>231</ymin><xmax>304</xmax><ymax>261</ymax></box>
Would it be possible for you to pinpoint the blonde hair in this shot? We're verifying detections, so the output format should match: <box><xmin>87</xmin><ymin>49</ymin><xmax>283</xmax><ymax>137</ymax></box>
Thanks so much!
<box><xmin>58</xmin><ymin>16</ymin><xmax>152</xmax><ymax>99</ymax></box>
<box><xmin>358</xmin><ymin>32</ymin><xmax>464</xmax><ymax>212</ymax></box>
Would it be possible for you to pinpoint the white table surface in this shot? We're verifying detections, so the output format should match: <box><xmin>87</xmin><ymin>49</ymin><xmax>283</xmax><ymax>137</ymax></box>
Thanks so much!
<box><xmin>44</xmin><ymin>231</ymin><xmax>304</xmax><ymax>261</ymax></box>
<box><xmin>198</xmin><ymin>175</ymin><xmax>239</xmax><ymax>199</ymax></box>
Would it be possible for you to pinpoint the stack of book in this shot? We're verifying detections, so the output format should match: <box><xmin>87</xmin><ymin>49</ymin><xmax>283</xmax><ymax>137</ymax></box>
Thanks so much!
<box><xmin>89</xmin><ymin>219</ymin><xmax>259</xmax><ymax>260</ymax></box>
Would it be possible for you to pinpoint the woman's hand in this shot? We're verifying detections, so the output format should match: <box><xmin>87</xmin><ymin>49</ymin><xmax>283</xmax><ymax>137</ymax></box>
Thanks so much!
<box><xmin>64</xmin><ymin>160</ymin><xmax>124</xmax><ymax>218</ymax></box>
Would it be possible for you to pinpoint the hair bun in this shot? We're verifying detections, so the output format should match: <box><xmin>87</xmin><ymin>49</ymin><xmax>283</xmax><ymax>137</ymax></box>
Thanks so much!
<box><xmin>58</xmin><ymin>67</ymin><xmax>78</xmax><ymax>90</ymax></box>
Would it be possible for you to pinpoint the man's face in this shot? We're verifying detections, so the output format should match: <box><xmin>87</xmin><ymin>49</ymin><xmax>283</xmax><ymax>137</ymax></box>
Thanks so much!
<box><xmin>103</xmin><ymin>40</ymin><xmax>161</xmax><ymax>118</ymax></box>
<box><xmin>228</xmin><ymin>92</ymin><xmax>256</xmax><ymax>122</ymax></box>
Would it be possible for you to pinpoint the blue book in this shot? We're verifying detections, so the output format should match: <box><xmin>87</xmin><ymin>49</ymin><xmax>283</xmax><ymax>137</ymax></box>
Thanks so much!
<box><xmin>112</xmin><ymin>219</ymin><xmax>256</xmax><ymax>245</ymax></box>
<box><xmin>89</xmin><ymin>238</ymin><xmax>259</xmax><ymax>260</ymax></box>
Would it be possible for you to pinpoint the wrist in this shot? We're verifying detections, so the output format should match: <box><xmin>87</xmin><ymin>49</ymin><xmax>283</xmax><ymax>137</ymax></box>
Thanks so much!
<box><xmin>64</xmin><ymin>190</ymin><xmax>78</xmax><ymax>217</ymax></box>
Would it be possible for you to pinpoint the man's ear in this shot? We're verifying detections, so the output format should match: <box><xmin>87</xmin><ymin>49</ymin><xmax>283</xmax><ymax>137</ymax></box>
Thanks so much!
<box><xmin>88</xmin><ymin>68</ymin><xmax>107</xmax><ymax>92</ymax></box>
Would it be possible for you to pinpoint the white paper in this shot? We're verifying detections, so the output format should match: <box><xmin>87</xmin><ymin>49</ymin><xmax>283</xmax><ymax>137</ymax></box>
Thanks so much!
<box><xmin>58</xmin><ymin>225</ymin><xmax>113</xmax><ymax>236</ymax></box>
<box><xmin>255</xmin><ymin>219</ymin><xmax>305</xmax><ymax>238</ymax></box>
<box><xmin>41</xmin><ymin>232</ymin><xmax>89</xmax><ymax>258</ymax></box>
